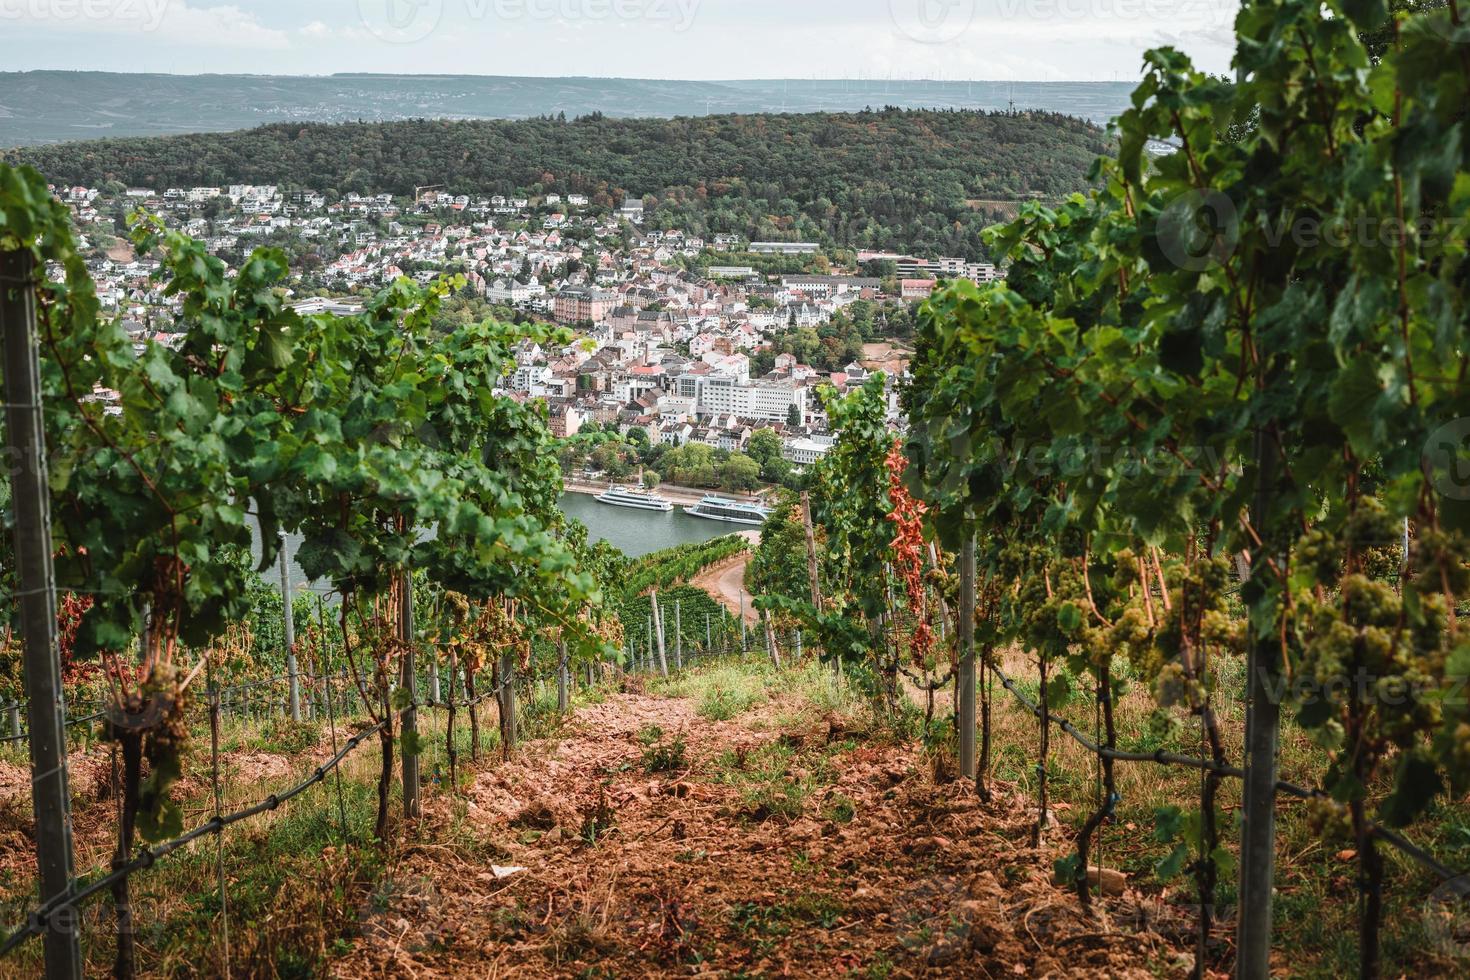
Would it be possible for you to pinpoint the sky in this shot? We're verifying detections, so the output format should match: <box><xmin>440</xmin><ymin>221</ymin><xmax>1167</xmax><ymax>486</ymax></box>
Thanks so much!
<box><xmin>1</xmin><ymin>0</ymin><xmax>1239</xmax><ymax>81</ymax></box>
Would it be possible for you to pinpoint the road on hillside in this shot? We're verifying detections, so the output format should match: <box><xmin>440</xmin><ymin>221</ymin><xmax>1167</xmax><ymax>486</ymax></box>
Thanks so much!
<box><xmin>690</xmin><ymin>530</ymin><xmax>762</xmax><ymax>624</ymax></box>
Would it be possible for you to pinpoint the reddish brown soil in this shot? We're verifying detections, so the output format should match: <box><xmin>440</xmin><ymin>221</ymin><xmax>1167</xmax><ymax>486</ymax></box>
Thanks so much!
<box><xmin>333</xmin><ymin>687</ymin><xmax>1197</xmax><ymax>978</ymax></box>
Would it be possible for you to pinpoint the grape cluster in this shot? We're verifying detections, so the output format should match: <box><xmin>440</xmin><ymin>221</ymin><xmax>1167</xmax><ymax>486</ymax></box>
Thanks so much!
<box><xmin>1305</xmin><ymin>794</ymin><xmax>1354</xmax><ymax>843</ymax></box>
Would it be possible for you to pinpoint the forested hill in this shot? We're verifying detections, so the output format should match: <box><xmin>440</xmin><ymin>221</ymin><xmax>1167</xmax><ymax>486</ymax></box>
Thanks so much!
<box><xmin>9</xmin><ymin>110</ymin><xmax>1108</xmax><ymax>258</ymax></box>
<box><xmin>0</xmin><ymin>71</ymin><xmax>1135</xmax><ymax>146</ymax></box>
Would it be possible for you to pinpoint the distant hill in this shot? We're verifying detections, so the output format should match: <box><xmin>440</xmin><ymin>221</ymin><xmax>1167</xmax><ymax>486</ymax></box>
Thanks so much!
<box><xmin>0</xmin><ymin>71</ymin><xmax>1135</xmax><ymax>148</ymax></box>
<box><xmin>8</xmin><ymin>110</ymin><xmax>1110</xmax><ymax>259</ymax></box>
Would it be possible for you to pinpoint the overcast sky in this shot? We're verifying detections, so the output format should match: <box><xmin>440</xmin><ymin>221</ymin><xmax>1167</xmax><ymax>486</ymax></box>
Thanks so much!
<box><xmin>3</xmin><ymin>0</ymin><xmax>1239</xmax><ymax>80</ymax></box>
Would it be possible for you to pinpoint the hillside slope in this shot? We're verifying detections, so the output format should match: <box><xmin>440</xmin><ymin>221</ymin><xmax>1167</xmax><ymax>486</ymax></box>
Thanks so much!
<box><xmin>10</xmin><ymin>110</ymin><xmax>1109</xmax><ymax>258</ymax></box>
<box><xmin>0</xmin><ymin>71</ymin><xmax>1135</xmax><ymax>147</ymax></box>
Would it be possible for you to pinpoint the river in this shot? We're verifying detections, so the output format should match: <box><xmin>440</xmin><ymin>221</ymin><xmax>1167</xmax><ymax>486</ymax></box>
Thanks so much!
<box><xmin>557</xmin><ymin>492</ymin><xmax>735</xmax><ymax>558</ymax></box>
<box><xmin>254</xmin><ymin>491</ymin><xmax>735</xmax><ymax>590</ymax></box>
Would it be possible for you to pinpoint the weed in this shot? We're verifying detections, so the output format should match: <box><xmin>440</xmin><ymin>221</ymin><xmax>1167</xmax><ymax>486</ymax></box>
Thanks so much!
<box><xmin>639</xmin><ymin>727</ymin><xmax>688</xmax><ymax>774</ymax></box>
<box><xmin>579</xmin><ymin>787</ymin><xmax>617</xmax><ymax>846</ymax></box>
<box><xmin>699</xmin><ymin>684</ymin><xmax>761</xmax><ymax>720</ymax></box>
<box><xmin>825</xmin><ymin>794</ymin><xmax>857</xmax><ymax>824</ymax></box>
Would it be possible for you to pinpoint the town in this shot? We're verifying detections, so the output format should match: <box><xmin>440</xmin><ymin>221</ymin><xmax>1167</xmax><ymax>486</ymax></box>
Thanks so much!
<box><xmin>55</xmin><ymin>180</ymin><xmax>1003</xmax><ymax>493</ymax></box>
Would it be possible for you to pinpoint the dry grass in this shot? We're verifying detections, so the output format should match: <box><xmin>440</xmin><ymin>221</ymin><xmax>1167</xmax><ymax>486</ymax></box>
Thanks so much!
<box><xmin>967</xmin><ymin>645</ymin><xmax>1470</xmax><ymax>978</ymax></box>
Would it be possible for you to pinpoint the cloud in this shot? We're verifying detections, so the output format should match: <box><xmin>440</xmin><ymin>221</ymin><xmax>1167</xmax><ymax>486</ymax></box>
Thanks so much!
<box><xmin>0</xmin><ymin>0</ymin><xmax>293</xmax><ymax>48</ymax></box>
<box><xmin>2</xmin><ymin>0</ymin><xmax>1238</xmax><ymax>78</ymax></box>
<box><xmin>159</xmin><ymin>3</ymin><xmax>292</xmax><ymax>48</ymax></box>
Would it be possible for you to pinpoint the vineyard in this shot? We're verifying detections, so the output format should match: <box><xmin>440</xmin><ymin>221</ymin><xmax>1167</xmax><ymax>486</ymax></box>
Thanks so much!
<box><xmin>1</xmin><ymin>0</ymin><xmax>1470</xmax><ymax>977</ymax></box>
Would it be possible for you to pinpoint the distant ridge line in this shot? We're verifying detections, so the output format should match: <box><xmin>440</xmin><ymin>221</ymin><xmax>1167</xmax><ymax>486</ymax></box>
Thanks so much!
<box><xmin>0</xmin><ymin>72</ymin><xmax>1134</xmax><ymax>149</ymax></box>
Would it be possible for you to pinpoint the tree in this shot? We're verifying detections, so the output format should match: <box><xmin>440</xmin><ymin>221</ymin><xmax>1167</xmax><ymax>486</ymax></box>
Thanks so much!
<box><xmin>763</xmin><ymin>456</ymin><xmax>795</xmax><ymax>487</ymax></box>
<box><xmin>787</xmin><ymin>403</ymin><xmax>802</xmax><ymax>428</ymax></box>
<box><xmin>746</xmin><ymin>495</ymin><xmax>813</xmax><ymax>616</ymax></box>
<box><xmin>747</xmin><ymin>428</ymin><xmax>783</xmax><ymax>469</ymax></box>
<box><xmin>720</xmin><ymin>453</ymin><xmax>761</xmax><ymax>492</ymax></box>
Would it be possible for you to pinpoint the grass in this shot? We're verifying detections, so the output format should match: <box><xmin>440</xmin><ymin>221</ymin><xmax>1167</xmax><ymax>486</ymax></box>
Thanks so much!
<box><xmin>729</xmin><ymin>889</ymin><xmax>845</xmax><ymax>953</ymax></box>
<box><xmin>653</xmin><ymin>660</ymin><xmax>771</xmax><ymax>720</ymax></box>
<box><xmin>707</xmin><ymin>737</ymin><xmax>842</xmax><ymax>824</ymax></box>
<box><xmin>17</xmin><ymin>642</ymin><xmax>1456</xmax><ymax>977</ymax></box>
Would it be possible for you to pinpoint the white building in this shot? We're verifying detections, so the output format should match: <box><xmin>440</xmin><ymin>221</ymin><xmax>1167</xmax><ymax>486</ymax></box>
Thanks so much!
<box><xmin>485</xmin><ymin>278</ymin><xmax>547</xmax><ymax>304</ymax></box>
<box><xmin>750</xmin><ymin>242</ymin><xmax>819</xmax><ymax>255</ymax></box>
<box><xmin>784</xmin><ymin>435</ymin><xmax>835</xmax><ymax>466</ymax></box>
<box><xmin>692</xmin><ymin>377</ymin><xmax>806</xmax><ymax>423</ymax></box>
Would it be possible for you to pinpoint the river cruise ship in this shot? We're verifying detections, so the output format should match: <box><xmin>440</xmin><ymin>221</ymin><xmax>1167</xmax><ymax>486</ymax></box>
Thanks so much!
<box><xmin>595</xmin><ymin>485</ymin><xmax>675</xmax><ymax>512</ymax></box>
<box><xmin>684</xmin><ymin>495</ymin><xmax>773</xmax><ymax>526</ymax></box>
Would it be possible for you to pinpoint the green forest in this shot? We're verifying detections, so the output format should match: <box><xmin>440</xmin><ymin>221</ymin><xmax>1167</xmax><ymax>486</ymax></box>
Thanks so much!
<box><xmin>8</xmin><ymin>109</ymin><xmax>1109</xmax><ymax>258</ymax></box>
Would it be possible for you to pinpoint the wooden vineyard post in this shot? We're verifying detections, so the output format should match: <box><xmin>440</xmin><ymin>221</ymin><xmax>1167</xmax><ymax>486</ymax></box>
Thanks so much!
<box><xmin>652</xmin><ymin>588</ymin><xmax>669</xmax><ymax>677</ymax></box>
<box><xmin>279</xmin><ymin>531</ymin><xmax>300</xmax><ymax>723</ymax></box>
<box><xmin>557</xmin><ymin>639</ymin><xmax>569</xmax><ymax>713</ymax></box>
<box><xmin>739</xmin><ymin>589</ymin><xmax>747</xmax><ymax>652</ymax></box>
<box><xmin>1</xmin><ymin>246</ymin><xmax>83</xmax><ymax>980</ymax></box>
<box><xmin>498</xmin><ymin>649</ymin><xmax>516</xmax><ymax>758</ymax></box>
<box><xmin>763</xmin><ymin>609</ymin><xmax>782</xmax><ymax>669</ymax></box>
<box><xmin>957</xmin><ymin>537</ymin><xmax>977</xmax><ymax>780</ymax></box>
<box><xmin>674</xmin><ymin>600</ymin><xmax>682</xmax><ymax>670</ymax></box>
<box><xmin>801</xmin><ymin>490</ymin><xmax>823</xmax><ymax>610</ymax></box>
<box><xmin>398</xmin><ymin>572</ymin><xmax>420</xmax><ymax>820</ymax></box>
<box><xmin>1237</xmin><ymin>426</ymin><xmax>1281</xmax><ymax>980</ymax></box>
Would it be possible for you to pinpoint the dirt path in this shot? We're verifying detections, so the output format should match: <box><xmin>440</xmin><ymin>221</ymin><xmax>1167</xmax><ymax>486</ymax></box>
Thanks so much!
<box><xmin>335</xmin><ymin>680</ymin><xmax>1194</xmax><ymax>978</ymax></box>
<box><xmin>689</xmin><ymin>531</ymin><xmax>761</xmax><ymax>624</ymax></box>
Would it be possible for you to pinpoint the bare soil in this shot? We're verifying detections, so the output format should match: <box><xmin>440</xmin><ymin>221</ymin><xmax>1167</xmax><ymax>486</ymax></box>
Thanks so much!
<box><xmin>332</xmin><ymin>686</ymin><xmax>1196</xmax><ymax>978</ymax></box>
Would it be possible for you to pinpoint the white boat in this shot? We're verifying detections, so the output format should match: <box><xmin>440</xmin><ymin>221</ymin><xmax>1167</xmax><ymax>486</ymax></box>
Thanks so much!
<box><xmin>684</xmin><ymin>495</ymin><xmax>773</xmax><ymax>526</ymax></box>
<box><xmin>595</xmin><ymin>485</ymin><xmax>674</xmax><ymax>512</ymax></box>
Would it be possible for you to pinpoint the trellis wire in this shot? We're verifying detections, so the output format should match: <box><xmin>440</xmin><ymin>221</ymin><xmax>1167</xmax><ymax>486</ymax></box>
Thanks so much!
<box><xmin>0</xmin><ymin>622</ymin><xmax>756</xmax><ymax>963</ymax></box>
<box><xmin>987</xmin><ymin>661</ymin><xmax>1464</xmax><ymax>883</ymax></box>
